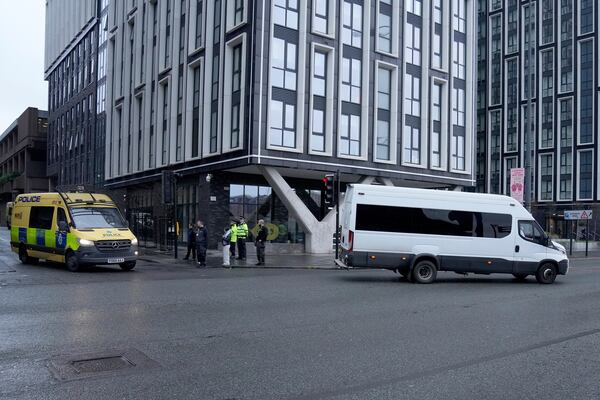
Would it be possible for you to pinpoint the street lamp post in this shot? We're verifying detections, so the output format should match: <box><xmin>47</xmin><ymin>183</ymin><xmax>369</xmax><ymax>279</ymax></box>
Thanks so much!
<box><xmin>524</xmin><ymin>3</ymin><xmax>535</xmax><ymax>212</ymax></box>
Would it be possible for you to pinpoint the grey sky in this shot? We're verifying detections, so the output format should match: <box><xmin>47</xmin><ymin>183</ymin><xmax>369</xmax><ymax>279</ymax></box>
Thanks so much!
<box><xmin>0</xmin><ymin>1</ymin><xmax>47</xmax><ymax>133</ymax></box>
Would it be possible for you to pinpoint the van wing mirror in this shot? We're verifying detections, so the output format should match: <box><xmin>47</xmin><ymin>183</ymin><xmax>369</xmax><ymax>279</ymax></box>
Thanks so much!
<box><xmin>58</xmin><ymin>221</ymin><xmax>69</xmax><ymax>232</ymax></box>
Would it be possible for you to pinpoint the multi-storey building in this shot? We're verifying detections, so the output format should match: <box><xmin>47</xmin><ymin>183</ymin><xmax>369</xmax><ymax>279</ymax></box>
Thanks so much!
<box><xmin>44</xmin><ymin>0</ymin><xmax>109</xmax><ymax>187</ymax></box>
<box><xmin>0</xmin><ymin>108</ymin><xmax>50</xmax><ymax>226</ymax></box>
<box><xmin>477</xmin><ymin>0</ymin><xmax>599</xmax><ymax>238</ymax></box>
<box><xmin>105</xmin><ymin>0</ymin><xmax>477</xmax><ymax>252</ymax></box>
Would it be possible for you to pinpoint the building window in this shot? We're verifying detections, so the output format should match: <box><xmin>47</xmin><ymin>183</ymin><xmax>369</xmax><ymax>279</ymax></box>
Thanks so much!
<box><xmin>452</xmin><ymin>41</ymin><xmax>465</xmax><ymax>79</ymax></box>
<box><xmin>231</xmin><ymin>44</ymin><xmax>242</xmax><ymax>148</ymax></box>
<box><xmin>311</xmin><ymin>109</ymin><xmax>325</xmax><ymax>152</ymax></box>
<box><xmin>560</xmin><ymin>98</ymin><xmax>572</xmax><ymax>148</ymax></box>
<box><xmin>560</xmin><ymin>0</ymin><xmax>573</xmax><ymax>92</ymax></box>
<box><xmin>506</xmin><ymin>58</ymin><xmax>518</xmax><ymax>152</ymax></box>
<box><xmin>314</xmin><ymin>0</ymin><xmax>329</xmax><ymax>34</ymax></box>
<box><xmin>541</xmin><ymin>0</ymin><xmax>553</xmax><ymax>44</ymax></box>
<box><xmin>161</xmin><ymin>83</ymin><xmax>169</xmax><ymax>165</ymax></box>
<box><xmin>540</xmin><ymin>154</ymin><xmax>553</xmax><ymax>201</ymax></box>
<box><xmin>342</xmin><ymin>1</ymin><xmax>362</xmax><ymax>48</ymax></box>
<box><xmin>453</xmin><ymin>0</ymin><xmax>466</xmax><ymax>33</ymax></box>
<box><xmin>405</xmin><ymin>22</ymin><xmax>421</xmax><ymax>66</ymax></box>
<box><xmin>406</xmin><ymin>0</ymin><xmax>422</xmax><ymax>16</ymax></box>
<box><xmin>578</xmin><ymin>40</ymin><xmax>593</xmax><ymax>144</ymax></box>
<box><xmin>341</xmin><ymin>57</ymin><xmax>361</xmax><ymax>104</ymax></box>
<box><xmin>340</xmin><ymin>113</ymin><xmax>360</xmax><ymax>156</ymax></box>
<box><xmin>313</xmin><ymin>50</ymin><xmax>327</xmax><ymax>97</ymax></box>
<box><xmin>192</xmin><ymin>66</ymin><xmax>201</xmax><ymax>157</ymax></box>
<box><xmin>274</xmin><ymin>0</ymin><xmax>298</xmax><ymax>30</ymax></box>
<box><xmin>578</xmin><ymin>151</ymin><xmax>593</xmax><ymax>199</ymax></box>
<box><xmin>376</xmin><ymin>67</ymin><xmax>391</xmax><ymax>161</ymax></box>
<box><xmin>579</xmin><ymin>0</ymin><xmax>594</xmax><ymax>34</ymax></box>
<box><xmin>505</xmin><ymin>157</ymin><xmax>517</xmax><ymax>195</ymax></box>
<box><xmin>451</xmin><ymin>134</ymin><xmax>465</xmax><ymax>171</ymax></box>
<box><xmin>431</xmin><ymin>82</ymin><xmax>442</xmax><ymax>168</ymax></box>
<box><xmin>490</xmin><ymin>0</ymin><xmax>501</xmax><ymax>11</ymax></box>
<box><xmin>233</xmin><ymin>0</ymin><xmax>244</xmax><ymax>25</ymax></box>
<box><xmin>452</xmin><ymin>88</ymin><xmax>465</xmax><ymax>127</ymax></box>
<box><xmin>271</xmin><ymin>37</ymin><xmax>297</xmax><ymax>91</ymax></box>
<box><xmin>378</xmin><ymin>1</ymin><xmax>393</xmax><ymax>53</ymax></box>
<box><xmin>559</xmin><ymin>152</ymin><xmax>572</xmax><ymax>200</ymax></box>
<box><xmin>432</xmin><ymin>0</ymin><xmax>443</xmax><ymax>69</ymax></box>
<box><xmin>165</xmin><ymin>0</ymin><xmax>172</xmax><ymax>66</ymax></box>
<box><xmin>490</xmin><ymin>14</ymin><xmax>502</xmax><ymax>105</ymax></box>
<box><xmin>195</xmin><ymin>0</ymin><xmax>203</xmax><ymax>48</ymax></box>
<box><xmin>269</xmin><ymin>100</ymin><xmax>295</xmax><ymax>148</ymax></box>
<box><xmin>404</xmin><ymin>74</ymin><xmax>420</xmax><ymax>117</ymax></box>
<box><xmin>403</xmin><ymin>126</ymin><xmax>420</xmax><ymax>164</ymax></box>
<box><xmin>490</xmin><ymin>110</ymin><xmax>501</xmax><ymax>193</ymax></box>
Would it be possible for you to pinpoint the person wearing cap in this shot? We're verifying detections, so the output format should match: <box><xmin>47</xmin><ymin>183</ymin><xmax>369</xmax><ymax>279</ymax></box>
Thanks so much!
<box><xmin>236</xmin><ymin>216</ymin><xmax>249</xmax><ymax>260</ymax></box>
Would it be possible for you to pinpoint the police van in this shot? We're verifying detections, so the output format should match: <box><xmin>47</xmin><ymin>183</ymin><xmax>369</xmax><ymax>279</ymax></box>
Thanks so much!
<box><xmin>339</xmin><ymin>184</ymin><xmax>568</xmax><ymax>284</ymax></box>
<box><xmin>10</xmin><ymin>191</ymin><xmax>138</xmax><ymax>272</ymax></box>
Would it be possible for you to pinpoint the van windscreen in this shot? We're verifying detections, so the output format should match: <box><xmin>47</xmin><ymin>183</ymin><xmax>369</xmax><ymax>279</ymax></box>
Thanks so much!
<box><xmin>356</xmin><ymin>204</ymin><xmax>512</xmax><ymax>238</ymax></box>
<box><xmin>70</xmin><ymin>207</ymin><xmax>127</xmax><ymax>229</ymax></box>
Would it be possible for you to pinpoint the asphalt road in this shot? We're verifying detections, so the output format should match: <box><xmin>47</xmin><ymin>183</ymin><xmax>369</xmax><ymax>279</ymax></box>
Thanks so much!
<box><xmin>1</xmin><ymin>237</ymin><xmax>600</xmax><ymax>399</ymax></box>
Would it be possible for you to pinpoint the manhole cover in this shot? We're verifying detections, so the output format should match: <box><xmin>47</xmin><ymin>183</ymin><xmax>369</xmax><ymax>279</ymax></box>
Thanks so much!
<box><xmin>71</xmin><ymin>356</ymin><xmax>134</xmax><ymax>374</ymax></box>
<box><xmin>49</xmin><ymin>348</ymin><xmax>158</xmax><ymax>381</ymax></box>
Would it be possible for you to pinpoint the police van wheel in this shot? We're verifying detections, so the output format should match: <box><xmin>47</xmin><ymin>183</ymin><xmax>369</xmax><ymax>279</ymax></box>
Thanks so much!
<box><xmin>65</xmin><ymin>252</ymin><xmax>80</xmax><ymax>272</ymax></box>
<box><xmin>412</xmin><ymin>260</ymin><xmax>437</xmax><ymax>284</ymax></box>
<box><xmin>120</xmin><ymin>261</ymin><xmax>136</xmax><ymax>271</ymax></box>
<box><xmin>18</xmin><ymin>246</ymin><xmax>38</xmax><ymax>264</ymax></box>
<box><xmin>535</xmin><ymin>263</ymin><xmax>557</xmax><ymax>284</ymax></box>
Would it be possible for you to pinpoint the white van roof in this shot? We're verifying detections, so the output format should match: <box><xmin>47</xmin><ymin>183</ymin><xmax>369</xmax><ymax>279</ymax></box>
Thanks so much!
<box><xmin>348</xmin><ymin>184</ymin><xmax>531</xmax><ymax>217</ymax></box>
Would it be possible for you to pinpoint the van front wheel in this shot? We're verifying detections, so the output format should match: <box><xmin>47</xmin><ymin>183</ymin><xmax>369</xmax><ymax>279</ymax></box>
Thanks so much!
<box><xmin>120</xmin><ymin>261</ymin><xmax>136</xmax><ymax>271</ymax></box>
<box><xmin>535</xmin><ymin>263</ymin><xmax>557</xmax><ymax>284</ymax></box>
<box><xmin>412</xmin><ymin>260</ymin><xmax>437</xmax><ymax>284</ymax></box>
<box><xmin>65</xmin><ymin>251</ymin><xmax>80</xmax><ymax>272</ymax></box>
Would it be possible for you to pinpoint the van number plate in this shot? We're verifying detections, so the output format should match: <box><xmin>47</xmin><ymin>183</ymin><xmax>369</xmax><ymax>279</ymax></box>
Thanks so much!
<box><xmin>107</xmin><ymin>258</ymin><xmax>125</xmax><ymax>264</ymax></box>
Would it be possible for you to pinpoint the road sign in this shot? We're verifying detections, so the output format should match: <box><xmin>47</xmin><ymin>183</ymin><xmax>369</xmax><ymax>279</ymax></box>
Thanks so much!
<box><xmin>510</xmin><ymin>168</ymin><xmax>524</xmax><ymax>203</ymax></box>
<box><xmin>564</xmin><ymin>210</ymin><xmax>593</xmax><ymax>220</ymax></box>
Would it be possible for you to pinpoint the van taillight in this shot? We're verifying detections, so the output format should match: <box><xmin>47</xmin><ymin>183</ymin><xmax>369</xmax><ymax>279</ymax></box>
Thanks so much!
<box><xmin>348</xmin><ymin>230</ymin><xmax>354</xmax><ymax>251</ymax></box>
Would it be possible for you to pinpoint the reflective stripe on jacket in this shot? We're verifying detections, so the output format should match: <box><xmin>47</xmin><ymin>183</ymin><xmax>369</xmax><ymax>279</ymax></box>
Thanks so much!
<box><xmin>237</xmin><ymin>223</ymin><xmax>249</xmax><ymax>239</ymax></box>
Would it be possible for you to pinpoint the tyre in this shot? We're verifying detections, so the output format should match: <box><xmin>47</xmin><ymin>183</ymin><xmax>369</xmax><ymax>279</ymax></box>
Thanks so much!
<box><xmin>513</xmin><ymin>273</ymin><xmax>528</xmax><ymax>281</ymax></box>
<box><xmin>535</xmin><ymin>263</ymin><xmax>557</xmax><ymax>284</ymax></box>
<box><xmin>412</xmin><ymin>260</ymin><xmax>437</xmax><ymax>284</ymax></box>
<box><xmin>120</xmin><ymin>261</ymin><xmax>136</xmax><ymax>271</ymax></box>
<box><xmin>65</xmin><ymin>251</ymin><xmax>80</xmax><ymax>272</ymax></box>
<box><xmin>18</xmin><ymin>245</ymin><xmax>38</xmax><ymax>265</ymax></box>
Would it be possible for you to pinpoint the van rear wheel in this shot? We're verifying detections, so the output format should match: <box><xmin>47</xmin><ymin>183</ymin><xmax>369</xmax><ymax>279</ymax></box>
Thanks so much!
<box><xmin>535</xmin><ymin>263</ymin><xmax>557</xmax><ymax>284</ymax></box>
<box><xmin>18</xmin><ymin>246</ymin><xmax>38</xmax><ymax>265</ymax></box>
<box><xmin>412</xmin><ymin>260</ymin><xmax>437</xmax><ymax>284</ymax></box>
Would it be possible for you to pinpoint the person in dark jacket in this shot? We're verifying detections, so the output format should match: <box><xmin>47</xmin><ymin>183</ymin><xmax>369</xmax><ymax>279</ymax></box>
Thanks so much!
<box><xmin>183</xmin><ymin>223</ymin><xmax>196</xmax><ymax>260</ymax></box>
<box><xmin>195</xmin><ymin>220</ymin><xmax>208</xmax><ymax>267</ymax></box>
<box><xmin>255</xmin><ymin>219</ymin><xmax>268</xmax><ymax>265</ymax></box>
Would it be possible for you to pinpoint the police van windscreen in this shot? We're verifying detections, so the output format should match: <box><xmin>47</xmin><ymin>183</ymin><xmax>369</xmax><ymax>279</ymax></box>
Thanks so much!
<box><xmin>70</xmin><ymin>207</ymin><xmax>128</xmax><ymax>229</ymax></box>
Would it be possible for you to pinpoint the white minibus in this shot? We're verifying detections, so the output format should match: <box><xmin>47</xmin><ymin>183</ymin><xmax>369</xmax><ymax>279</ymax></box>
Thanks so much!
<box><xmin>339</xmin><ymin>185</ymin><xmax>568</xmax><ymax>284</ymax></box>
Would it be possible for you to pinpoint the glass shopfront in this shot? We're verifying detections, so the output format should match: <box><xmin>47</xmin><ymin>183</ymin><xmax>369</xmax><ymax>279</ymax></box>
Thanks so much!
<box><xmin>229</xmin><ymin>184</ymin><xmax>319</xmax><ymax>244</ymax></box>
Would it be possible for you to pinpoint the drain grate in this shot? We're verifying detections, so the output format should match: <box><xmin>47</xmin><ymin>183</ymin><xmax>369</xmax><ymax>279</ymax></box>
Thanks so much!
<box><xmin>71</xmin><ymin>355</ymin><xmax>134</xmax><ymax>374</ymax></box>
<box><xmin>49</xmin><ymin>348</ymin><xmax>158</xmax><ymax>381</ymax></box>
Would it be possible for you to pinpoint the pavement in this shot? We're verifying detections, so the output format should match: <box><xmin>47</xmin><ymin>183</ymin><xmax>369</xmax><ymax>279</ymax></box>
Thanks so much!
<box><xmin>1</xmin><ymin>229</ymin><xmax>600</xmax><ymax>399</ymax></box>
<box><xmin>139</xmin><ymin>246</ymin><xmax>339</xmax><ymax>270</ymax></box>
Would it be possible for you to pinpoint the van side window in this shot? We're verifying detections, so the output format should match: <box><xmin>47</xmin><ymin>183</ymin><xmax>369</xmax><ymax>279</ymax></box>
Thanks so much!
<box><xmin>57</xmin><ymin>208</ymin><xmax>68</xmax><ymax>226</ymax></box>
<box><xmin>29</xmin><ymin>207</ymin><xmax>55</xmax><ymax>230</ymax></box>
<box><xmin>518</xmin><ymin>220</ymin><xmax>544</xmax><ymax>243</ymax></box>
<box><xmin>355</xmin><ymin>204</ymin><xmax>511</xmax><ymax>239</ymax></box>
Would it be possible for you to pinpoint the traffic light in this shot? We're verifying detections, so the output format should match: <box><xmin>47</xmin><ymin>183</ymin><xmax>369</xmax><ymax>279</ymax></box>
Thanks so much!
<box><xmin>162</xmin><ymin>170</ymin><xmax>175</xmax><ymax>204</ymax></box>
<box><xmin>323</xmin><ymin>174</ymin><xmax>336</xmax><ymax>206</ymax></box>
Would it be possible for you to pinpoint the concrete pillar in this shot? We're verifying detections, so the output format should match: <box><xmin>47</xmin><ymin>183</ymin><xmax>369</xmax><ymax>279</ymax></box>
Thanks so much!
<box><xmin>258</xmin><ymin>166</ymin><xmax>335</xmax><ymax>254</ymax></box>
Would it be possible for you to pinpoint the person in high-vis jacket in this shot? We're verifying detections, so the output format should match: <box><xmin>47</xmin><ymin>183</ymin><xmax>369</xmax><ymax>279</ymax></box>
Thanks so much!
<box><xmin>229</xmin><ymin>221</ymin><xmax>238</xmax><ymax>258</ymax></box>
<box><xmin>236</xmin><ymin>216</ymin><xmax>248</xmax><ymax>260</ymax></box>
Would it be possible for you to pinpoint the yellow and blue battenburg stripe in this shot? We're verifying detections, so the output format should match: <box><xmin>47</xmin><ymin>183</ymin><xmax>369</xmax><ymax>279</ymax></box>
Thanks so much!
<box><xmin>11</xmin><ymin>226</ymin><xmax>77</xmax><ymax>253</ymax></box>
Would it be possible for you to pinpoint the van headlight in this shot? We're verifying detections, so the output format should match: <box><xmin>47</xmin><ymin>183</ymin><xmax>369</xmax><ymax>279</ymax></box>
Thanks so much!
<box><xmin>131</xmin><ymin>238</ymin><xmax>138</xmax><ymax>245</ymax></box>
<box><xmin>78</xmin><ymin>239</ymin><xmax>94</xmax><ymax>247</ymax></box>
